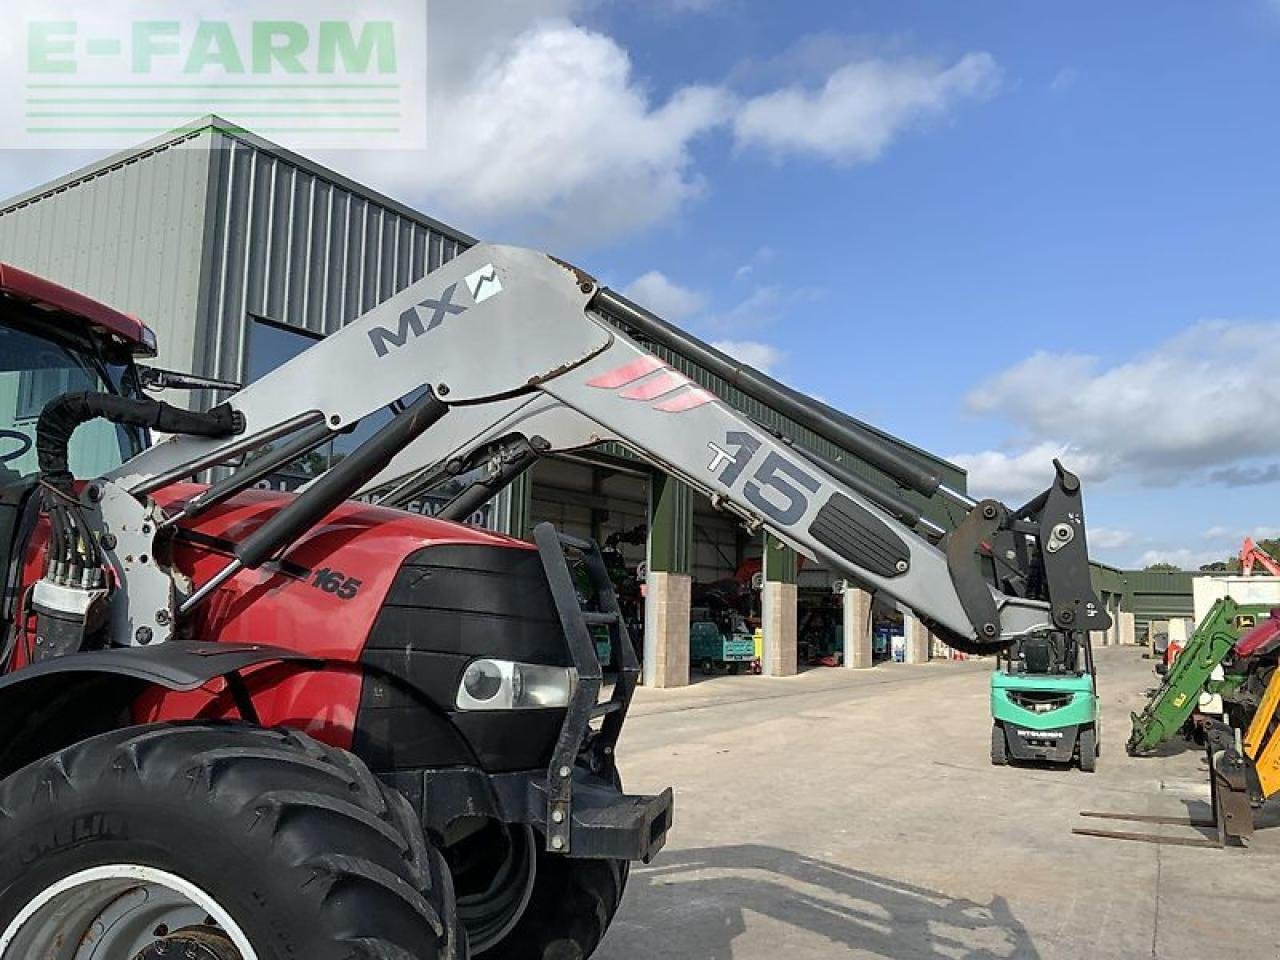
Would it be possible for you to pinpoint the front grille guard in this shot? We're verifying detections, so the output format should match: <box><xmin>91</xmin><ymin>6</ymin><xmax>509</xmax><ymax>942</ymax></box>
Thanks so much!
<box><xmin>533</xmin><ymin>522</ymin><xmax>641</xmax><ymax>855</ymax></box>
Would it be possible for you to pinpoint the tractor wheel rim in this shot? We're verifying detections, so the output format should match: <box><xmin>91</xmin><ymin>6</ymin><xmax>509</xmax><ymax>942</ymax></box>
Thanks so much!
<box><xmin>0</xmin><ymin>864</ymin><xmax>258</xmax><ymax>960</ymax></box>
<box><xmin>456</xmin><ymin>824</ymin><xmax>538</xmax><ymax>954</ymax></box>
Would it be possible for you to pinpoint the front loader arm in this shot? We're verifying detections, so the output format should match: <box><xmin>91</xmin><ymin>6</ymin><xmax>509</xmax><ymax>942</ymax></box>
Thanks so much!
<box><xmin>89</xmin><ymin>243</ymin><xmax>1106</xmax><ymax>652</ymax></box>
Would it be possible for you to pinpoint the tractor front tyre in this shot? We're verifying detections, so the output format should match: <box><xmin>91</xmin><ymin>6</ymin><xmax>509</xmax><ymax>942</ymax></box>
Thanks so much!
<box><xmin>1079</xmin><ymin>726</ymin><xmax>1098</xmax><ymax>773</ymax></box>
<box><xmin>0</xmin><ymin>723</ymin><xmax>460</xmax><ymax>960</ymax></box>
<box><xmin>478</xmin><ymin>848</ymin><xmax>628</xmax><ymax>960</ymax></box>
<box><xmin>990</xmin><ymin>722</ymin><xmax>1008</xmax><ymax>765</ymax></box>
<box><xmin>459</xmin><ymin>767</ymin><xmax>630</xmax><ymax>960</ymax></box>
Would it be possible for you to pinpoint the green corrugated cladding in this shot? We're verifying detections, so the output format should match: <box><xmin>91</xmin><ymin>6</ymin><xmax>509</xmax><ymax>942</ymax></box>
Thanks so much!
<box><xmin>648</xmin><ymin>473</ymin><xmax>692</xmax><ymax>575</ymax></box>
<box><xmin>763</xmin><ymin>534</ymin><xmax>798</xmax><ymax>584</ymax></box>
<box><xmin>506</xmin><ymin>471</ymin><xmax>535</xmax><ymax>542</ymax></box>
<box><xmin>1089</xmin><ymin>564</ymin><xmax>1199</xmax><ymax>631</ymax></box>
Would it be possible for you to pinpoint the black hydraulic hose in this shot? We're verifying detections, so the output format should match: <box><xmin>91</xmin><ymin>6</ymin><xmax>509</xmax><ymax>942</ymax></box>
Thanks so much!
<box><xmin>37</xmin><ymin>392</ymin><xmax>243</xmax><ymax>492</ymax></box>
<box><xmin>47</xmin><ymin>504</ymin><xmax>70</xmax><ymax>562</ymax></box>
<box><xmin>235</xmin><ymin>390</ymin><xmax>449</xmax><ymax>569</ymax></box>
<box><xmin>595</xmin><ymin>288</ymin><xmax>944</xmax><ymax>498</ymax></box>
<box><xmin>35</xmin><ymin>392</ymin><xmax>243</xmax><ymax>578</ymax></box>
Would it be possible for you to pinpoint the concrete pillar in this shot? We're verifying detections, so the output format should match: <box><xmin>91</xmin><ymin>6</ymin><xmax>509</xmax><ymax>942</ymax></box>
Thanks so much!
<box><xmin>842</xmin><ymin>584</ymin><xmax>874</xmax><ymax>669</ymax></box>
<box><xmin>644</xmin><ymin>572</ymin><xmax>692</xmax><ymax>688</ymax></box>
<box><xmin>903</xmin><ymin>611</ymin><xmax>930</xmax><ymax>665</ymax></box>
<box><xmin>762</xmin><ymin>534</ymin><xmax>798</xmax><ymax>677</ymax></box>
<box><xmin>1119</xmin><ymin>611</ymin><xmax>1136</xmax><ymax>646</ymax></box>
<box><xmin>643</xmin><ymin>473</ymin><xmax>693</xmax><ymax>688</ymax></box>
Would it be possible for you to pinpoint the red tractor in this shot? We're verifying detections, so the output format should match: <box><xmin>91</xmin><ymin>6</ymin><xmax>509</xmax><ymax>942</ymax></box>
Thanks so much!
<box><xmin>0</xmin><ymin>246</ymin><xmax>1108</xmax><ymax>959</ymax></box>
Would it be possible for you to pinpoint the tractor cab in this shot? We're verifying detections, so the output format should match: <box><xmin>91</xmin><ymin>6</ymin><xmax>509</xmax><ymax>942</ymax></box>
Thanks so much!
<box><xmin>990</xmin><ymin>629</ymin><xmax>1100</xmax><ymax>771</ymax></box>
<box><xmin>0</xmin><ymin>263</ymin><xmax>155</xmax><ymax>479</ymax></box>
<box><xmin>0</xmin><ymin>265</ymin><xmax>154</xmax><ymax>624</ymax></box>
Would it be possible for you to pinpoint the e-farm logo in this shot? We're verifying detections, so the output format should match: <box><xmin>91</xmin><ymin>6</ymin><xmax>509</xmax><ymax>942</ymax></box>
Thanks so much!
<box><xmin>4</xmin><ymin>2</ymin><xmax>427</xmax><ymax>150</ymax></box>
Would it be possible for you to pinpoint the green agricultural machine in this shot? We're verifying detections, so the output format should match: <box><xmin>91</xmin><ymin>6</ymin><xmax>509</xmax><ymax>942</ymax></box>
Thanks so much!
<box><xmin>990</xmin><ymin>631</ymin><xmax>1099</xmax><ymax>771</ymax></box>
<box><xmin>690</xmin><ymin>618</ymin><xmax>757</xmax><ymax>675</ymax></box>
<box><xmin>1128</xmin><ymin>598</ymin><xmax>1273</xmax><ymax>755</ymax></box>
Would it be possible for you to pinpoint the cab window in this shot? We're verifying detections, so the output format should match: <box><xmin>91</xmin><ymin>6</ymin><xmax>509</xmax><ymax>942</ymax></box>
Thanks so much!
<box><xmin>0</xmin><ymin>321</ymin><xmax>142</xmax><ymax>485</ymax></box>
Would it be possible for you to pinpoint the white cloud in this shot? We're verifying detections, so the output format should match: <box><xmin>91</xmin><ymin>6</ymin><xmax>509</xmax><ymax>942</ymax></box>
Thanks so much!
<box><xmin>1138</xmin><ymin>548</ymin><xmax>1222</xmax><ymax>571</ymax></box>
<box><xmin>703</xmin><ymin>284</ymin><xmax>823</xmax><ymax>335</ymax></box>
<box><xmin>711</xmin><ymin>339</ymin><xmax>784</xmax><ymax>373</ymax></box>
<box><xmin>1089</xmin><ymin>527</ymin><xmax>1136</xmax><ymax>550</ymax></box>
<box><xmin>734</xmin><ymin>245</ymin><xmax>776</xmax><ymax>280</ymax></box>
<box><xmin>949</xmin><ymin>441</ymin><xmax>1106</xmax><ymax>501</ymax></box>
<box><xmin>661</xmin><ymin>0</ymin><xmax>722</xmax><ymax>10</ymax></box>
<box><xmin>705</xmin><ymin>286</ymin><xmax>785</xmax><ymax>332</ymax></box>
<box><xmin>733</xmin><ymin>52</ymin><xmax>1001</xmax><ymax>164</ymax></box>
<box><xmin>326</xmin><ymin>24</ymin><xmax>1002</xmax><ymax>246</ymax></box>
<box><xmin>0</xmin><ymin>1</ymin><xmax>1003</xmax><ymax>250</ymax></box>
<box><xmin>342</xmin><ymin>21</ymin><xmax>731</xmax><ymax>247</ymax></box>
<box><xmin>1050</xmin><ymin>67</ymin><xmax>1079</xmax><ymax>92</ymax></box>
<box><xmin>1208</xmin><ymin>463</ymin><xmax>1280</xmax><ymax>486</ymax></box>
<box><xmin>962</xmin><ymin>321</ymin><xmax>1280</xmax><ymax>489</ymax></box>
<box><xmin>622</xmin><ymin>270</ymin><xmax>707</xmax><ymax>321</ymax></box>
<box><xmin>1202</xmin><ymin>525</ymin><xmax>1280</xmax><ymax>542</ymax></box>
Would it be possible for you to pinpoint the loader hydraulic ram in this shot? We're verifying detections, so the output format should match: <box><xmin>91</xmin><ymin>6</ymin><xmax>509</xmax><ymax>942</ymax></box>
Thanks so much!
<box><xmin>0</xmin><ymin>247</ymin><xmax>1108</xmax><ymax>960</ymax></box>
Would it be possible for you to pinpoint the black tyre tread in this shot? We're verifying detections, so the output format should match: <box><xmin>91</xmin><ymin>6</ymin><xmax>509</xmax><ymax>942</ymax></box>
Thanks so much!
<box><xmin>990</xmin><ymin>723</ymin><xmax>1008</xmax><ymax>766</ymax></box>
<box><xmin>483</xmin><ymin>853</ymin><xmax>626</xmax><ymax>960</ymax></box>
<box><xmin>380</xmin><ymin>785</ymin><xmax>465</xmax><ymax>958</ymax></box>
<box><xmin>0</xmin><ymin>722</ymin><xmax>453</xmax><ymax>960</ymax></box>
<box><xmin>1079</xmin><ymin>727</ymin><xmax>1098</xmax><ymax>773</ymax></box>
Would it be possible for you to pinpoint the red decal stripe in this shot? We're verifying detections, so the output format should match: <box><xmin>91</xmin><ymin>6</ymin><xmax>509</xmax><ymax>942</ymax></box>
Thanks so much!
<box><xmin>586</xmin><ymin>355</ymin><xmax>666</xmax><ymax>388</ymax></box>
<box><xmin>619</xmin><ymin>370</ymin><xmax>689</xmax><ymax>400</ymax></box>
<box><xmin>654</xmin><ymin>388</ymin><xmax>715</xmax><ymax>413</ymax></box>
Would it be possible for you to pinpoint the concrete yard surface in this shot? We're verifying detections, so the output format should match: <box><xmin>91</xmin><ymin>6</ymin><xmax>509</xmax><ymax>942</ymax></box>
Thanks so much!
<box><xmin>595</xmin><ymin>647</ymin><xmax>1280</xmax><ymax>960</ymax></box>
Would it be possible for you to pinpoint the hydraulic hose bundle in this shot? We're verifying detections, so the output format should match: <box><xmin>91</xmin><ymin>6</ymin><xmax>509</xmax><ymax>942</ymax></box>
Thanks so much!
<box><xmin>28</xmin><ymin>392</ymin><xmax>242</xmax><ymax>659</ymax></box>
<box><xmin>36</xmin><ymin>392</ymin><xmax>242</xmax><ymax>583</ymax></box>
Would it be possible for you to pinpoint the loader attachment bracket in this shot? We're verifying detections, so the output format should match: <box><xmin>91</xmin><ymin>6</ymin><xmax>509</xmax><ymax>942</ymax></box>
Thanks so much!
<box><xmin>941</xmin><ymin>499</ymin><xmax>1006</xmax><ymax>646</ymax></box>
<box><xmin>1036</xmin><ymin>461</ymin><xmax>1111</xmax><ymax>634</ymax></box>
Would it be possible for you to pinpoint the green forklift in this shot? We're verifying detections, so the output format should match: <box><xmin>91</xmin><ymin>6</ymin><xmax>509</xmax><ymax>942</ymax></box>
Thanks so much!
<box><xmin>990</xmin><ymin>630</ymin><xmax>1099</xmax><ymax>771</ymax></box>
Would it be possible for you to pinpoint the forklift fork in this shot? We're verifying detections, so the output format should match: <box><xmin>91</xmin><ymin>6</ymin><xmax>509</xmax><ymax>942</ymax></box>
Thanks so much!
<box><xmin>1073</xmin><ymin>721</ymin><xmax>1257</xmax><ymax>849</ymax></box>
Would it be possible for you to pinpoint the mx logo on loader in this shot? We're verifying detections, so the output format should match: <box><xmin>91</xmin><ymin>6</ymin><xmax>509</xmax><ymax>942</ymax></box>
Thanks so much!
<box><xmin>368</xmin><ymin>264</ymin><xmax>501</xmax><ymax>358</ymax></box>
<box><xmin>466</xmin><ymin>264</ymin><xmax>503</xmax><ymax>303</ymax></box>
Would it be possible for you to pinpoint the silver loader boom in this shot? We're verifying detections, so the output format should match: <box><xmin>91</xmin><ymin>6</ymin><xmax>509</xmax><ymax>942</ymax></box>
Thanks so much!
<box><xmin>82</xmin><ymin>243</ymin><xmax>1107</xmax><ymax>652</ymax></box>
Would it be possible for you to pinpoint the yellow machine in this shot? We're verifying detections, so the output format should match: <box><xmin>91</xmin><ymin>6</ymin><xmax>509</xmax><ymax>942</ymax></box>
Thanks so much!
<box><xmin>1243</xmin><ymin>666</ymin><xmax>1280</xmax><ymax>801</ymax></box>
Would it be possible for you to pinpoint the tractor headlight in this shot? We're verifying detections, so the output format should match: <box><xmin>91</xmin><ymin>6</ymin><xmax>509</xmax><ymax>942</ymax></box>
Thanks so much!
<box><xmin>456</xmin><ymin>659</ymin><xmax>577</xmax><ymax>711</ymax></box>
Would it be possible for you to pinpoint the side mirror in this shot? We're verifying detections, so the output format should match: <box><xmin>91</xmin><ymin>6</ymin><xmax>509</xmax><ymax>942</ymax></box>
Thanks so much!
<box><xmin>138</xmin><ymin>366</ymin><xmax>242</xmax><ymax>393</ymax></box>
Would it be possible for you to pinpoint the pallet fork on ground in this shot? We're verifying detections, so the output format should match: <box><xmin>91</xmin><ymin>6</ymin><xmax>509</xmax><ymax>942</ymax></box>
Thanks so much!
<box><xmin>1076</xmin><ymin>665</ymin><xmax>1280</xmax><ymax>849</ymax></box>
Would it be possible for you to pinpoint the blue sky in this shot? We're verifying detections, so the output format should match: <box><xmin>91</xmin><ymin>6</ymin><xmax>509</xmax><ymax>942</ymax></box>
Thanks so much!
<box><xmin>5</xmin><ymin>0</ymin><xmax>1280</xmax><ymax>570</ymax></box>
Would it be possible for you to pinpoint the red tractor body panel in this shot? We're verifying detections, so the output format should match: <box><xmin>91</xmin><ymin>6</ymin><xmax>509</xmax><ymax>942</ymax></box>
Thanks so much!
<box><xmin>0</xmin><ymin>261</ymin><xmax>156</xmax><ymax>355</ymax></box>
<box><xmin>14</xmin><ymin>483</ymin><xmax>535</xmax><ymax>749</ymax></box>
